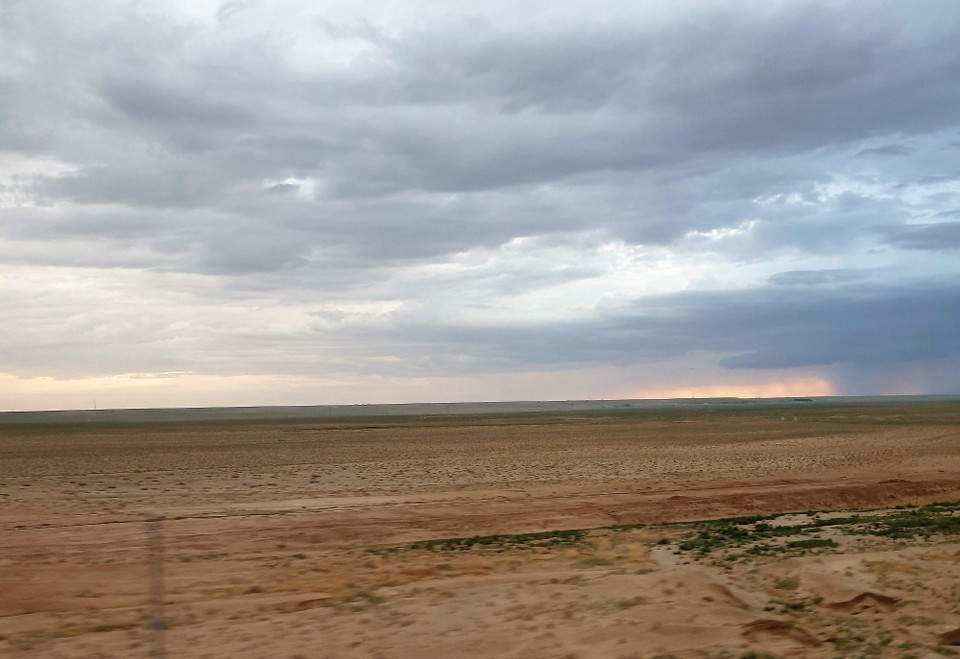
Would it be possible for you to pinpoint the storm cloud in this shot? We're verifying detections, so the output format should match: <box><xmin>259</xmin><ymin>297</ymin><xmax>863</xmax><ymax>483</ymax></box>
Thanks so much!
<box><xmin>2</xmin><ymin>0</ymin><xmax>959</xmax><ymax>408</ymax></box>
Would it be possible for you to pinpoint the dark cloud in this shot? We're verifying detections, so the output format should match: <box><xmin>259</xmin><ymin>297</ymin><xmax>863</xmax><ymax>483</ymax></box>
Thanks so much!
<box><xmin>879</xmin><ymin>222</ymin><xmax>960</xmax><ymax>251</ymax></box>
<box><xmin>856</xmin><ymin>144</ymin><xmax>914</xmax><ymax>157</ymax></box>
<box><xmin>768</xmin><ymin>270</ymin><xmax>866</xmax><ymax>286</ymax></box>
<box><xmin>652</xmin><ymin>281</ymin><xmax>959</xmax><ymax>372</ymax></box>
<box><xmin>708</xmin><ymin>284</ymin><xmax>960</xmax><ymax>369</ymax></box>
<box><xmin>686</xmin><ymin>281</ymin><xmax>957</xmax><ymax>371</ymax></box>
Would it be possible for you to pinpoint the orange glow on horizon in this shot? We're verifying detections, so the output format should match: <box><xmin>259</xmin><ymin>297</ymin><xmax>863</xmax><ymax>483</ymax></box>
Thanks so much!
<box><xmin>621</xmin><ymin>377</ymin><xmax>837</xmax><ymax>400</ymax></box>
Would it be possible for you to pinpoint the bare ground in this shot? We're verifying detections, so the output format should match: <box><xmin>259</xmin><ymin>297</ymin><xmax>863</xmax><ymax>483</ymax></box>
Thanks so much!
<box><xmin>2</xmin><ymin>403</ymin><xmax>960</xmax><ymax>657</ymax></box>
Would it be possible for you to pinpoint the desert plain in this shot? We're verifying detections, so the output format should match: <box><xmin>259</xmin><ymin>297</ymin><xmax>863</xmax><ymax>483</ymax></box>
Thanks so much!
<box><xmin>2</xmin><ymin>398</ymin><xmax>960</xmax><ymax>658</ymax></box>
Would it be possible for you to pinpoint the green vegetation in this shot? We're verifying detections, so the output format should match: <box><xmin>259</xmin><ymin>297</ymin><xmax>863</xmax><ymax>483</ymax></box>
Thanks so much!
<box><xmin>615</xmin><ymin>596</ymin><xmax>646</xmax><ymax>609</ymax></box>
<box><xmin>845</xmin><ymin>504</ymin><xmax>960</xmax><ymax>540</ymax></box>
<box><xmin>787</xmin><ymin>538</ymin><xmax>838</xmax><ymax>549</ymax></box>
<box><xmin>399</xmin><ymin>528</ymin><xmax>587</xmax><ymax>553</ymax></box>
<box><xmin>370</xmin><ymin>501</ymin><xmax>960</xmax><ymax>562</ymax></box>
<box><xmin>773</xmin><ymin>577</ymin><xmax>799</xmax><ymax>591</ymax></box>
<box><xmin>830</xmin><ymin>625</ymin><xmax>893</xmax><ymax>655</ymax></box>
<box><xmin>664</xmin><ymin>502</ymin><xmax>960</xmax><ymax>560</ymax></box>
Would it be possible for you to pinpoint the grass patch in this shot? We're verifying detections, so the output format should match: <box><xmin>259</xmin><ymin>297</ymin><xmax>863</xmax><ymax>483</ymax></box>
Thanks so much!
<box><xmin>392</xmin><ymin>528</ymin><xmax>587</xmax><ymax>553</ymax></box>
<box><xmin>670</xmin><ymin>501</ymin><xmax>960</xmax><ymax>559</ymax></box>
<box><xmin>615</xmin><ymin>596</ymin><xmax>646</xmax><ymax>609</ymax></box>
<box><xmin>773</xmin><ymin>577</ymin><xmax>799</xmax><ymax>590</ymax></box>
<box><xmin>846</xmin><ymin>505</ymin><xmax>960</xmax><ymax>540</ymax></box>
<box><xmin>787</xmin><ymin>538</ymin><xmax>838</xmax><ymax>549</ymax></box>
<box><xmin>372</xmin><ymin>501</ymin><xmax>960</xmax><ymax>562</ymax></box>
<box><xmin>577</xmin><ymin>556</ymin><xmax>613</xmax><ymax>567</ymax></box>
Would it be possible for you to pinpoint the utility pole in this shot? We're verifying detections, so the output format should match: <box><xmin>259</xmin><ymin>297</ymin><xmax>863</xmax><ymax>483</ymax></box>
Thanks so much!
<box><xmin>143</xmin><ymin>509</ymin><xmax>167</xmax><ymax>658</ymax></box>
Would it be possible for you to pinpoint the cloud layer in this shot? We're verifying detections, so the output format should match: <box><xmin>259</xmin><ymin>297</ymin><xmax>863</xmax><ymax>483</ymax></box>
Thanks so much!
<box><xmin>2</xmin><ymin>0</ymin><xmax>959</xmax><ymax>408</ymax></box>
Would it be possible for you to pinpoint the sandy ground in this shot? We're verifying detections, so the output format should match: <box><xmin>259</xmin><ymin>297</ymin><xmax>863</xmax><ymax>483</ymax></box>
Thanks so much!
<box><xmin>2</xmin><ymin>402</ymin><xmax>960</xmax><ymax>657</ymax></box>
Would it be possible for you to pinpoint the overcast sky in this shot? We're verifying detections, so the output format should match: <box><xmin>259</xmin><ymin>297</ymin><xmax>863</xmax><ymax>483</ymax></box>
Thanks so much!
<box><xmin>2</xmin><ymin>0</ymin><xmax>959</xmax><ymax>410</ymax></box>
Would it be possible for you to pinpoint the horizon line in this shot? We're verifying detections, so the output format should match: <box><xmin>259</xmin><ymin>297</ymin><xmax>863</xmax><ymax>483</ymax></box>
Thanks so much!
<box><xmin>3</xmin><ymin>393</ymin><xmax>959</xmax><ymax>418</ymax></box>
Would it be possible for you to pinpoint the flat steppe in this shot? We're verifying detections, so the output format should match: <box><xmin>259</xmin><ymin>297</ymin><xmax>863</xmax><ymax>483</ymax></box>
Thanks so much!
<box><xmin>2</xmin><ymin>400</ymin><xmax>960</xmax><ymax>657</ymax></box>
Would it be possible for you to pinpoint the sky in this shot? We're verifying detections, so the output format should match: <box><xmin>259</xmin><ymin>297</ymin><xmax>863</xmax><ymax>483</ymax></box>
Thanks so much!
<box><xmin>2</xmin><ymin>0</ymin><xmax>960</xmax><ymax>411</ymax></box>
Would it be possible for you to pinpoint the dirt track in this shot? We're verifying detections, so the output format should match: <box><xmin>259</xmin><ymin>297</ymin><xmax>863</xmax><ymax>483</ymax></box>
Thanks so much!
<box><xmin>2</xmin><ymin>403</ymin><xmax>960</xmax><ymax>657</ymax></box>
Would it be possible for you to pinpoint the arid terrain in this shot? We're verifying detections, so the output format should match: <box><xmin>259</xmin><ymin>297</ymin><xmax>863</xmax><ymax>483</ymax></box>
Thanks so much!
<box><xmin>2</xmin><ymin>399</ymin><xmax>960</xmax><ymax>658</ymax></box>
